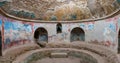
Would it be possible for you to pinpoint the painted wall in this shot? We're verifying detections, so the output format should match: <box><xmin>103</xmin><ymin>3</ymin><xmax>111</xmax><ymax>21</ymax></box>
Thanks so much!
<box><xmin>3</xmin><ymin>18</ymin><xmax>33</xmax><ymax>49</ymax></box>
<box><xmin>62</xmin><ymin>16</ymin><xmax>119</xmax><ymax>52</ymax></box>
<box><xmin>0</xmin><ymin>14</ymin><xmax>119</xmax><ymax>53</ymax></box>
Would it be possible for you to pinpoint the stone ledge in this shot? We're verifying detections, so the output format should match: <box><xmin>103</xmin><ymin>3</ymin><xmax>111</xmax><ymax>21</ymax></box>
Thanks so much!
<box><xmin>50</xmin><ymin>52</ymin><xmax>68</xmax><ymax>58</ymax></box>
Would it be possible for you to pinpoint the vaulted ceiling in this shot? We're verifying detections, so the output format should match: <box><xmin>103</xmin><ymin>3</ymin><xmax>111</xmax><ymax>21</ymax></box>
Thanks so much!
<box><xmin>0</xmin><ymin>0</ymin><xmax>120</xmax><ymax>21</ymax></box>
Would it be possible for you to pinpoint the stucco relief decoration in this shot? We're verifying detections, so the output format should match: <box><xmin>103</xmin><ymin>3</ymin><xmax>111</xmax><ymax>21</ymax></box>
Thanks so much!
<box><xmin>0</xmin><ymin>0</ymin><xmax>119</xmax><ymax>21</ymax></box>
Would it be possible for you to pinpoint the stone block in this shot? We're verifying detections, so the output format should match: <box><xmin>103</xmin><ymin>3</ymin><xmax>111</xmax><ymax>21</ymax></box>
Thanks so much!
<box><xmin>50</xmin><ymin>52</ymin><xmax>68</xmax><ymax>58</ymax></box>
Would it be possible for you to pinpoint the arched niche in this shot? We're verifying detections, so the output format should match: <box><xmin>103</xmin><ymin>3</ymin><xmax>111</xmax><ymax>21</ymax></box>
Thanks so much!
<box><xmin>70</xmin><ymin>27</ymin><xmax>85</xmax><ymax>42</ymax></box>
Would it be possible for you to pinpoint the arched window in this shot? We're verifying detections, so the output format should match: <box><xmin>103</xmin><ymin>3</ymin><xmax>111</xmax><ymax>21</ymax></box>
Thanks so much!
<box><xmin>70</xmin><ymin>27</ymin><xmax>85</xmax><ymax>42</ymax></box>
<box><xmin>57</xmin><ymin>23</ymin><xmax>62</xmax><ymax>33</ymax></box>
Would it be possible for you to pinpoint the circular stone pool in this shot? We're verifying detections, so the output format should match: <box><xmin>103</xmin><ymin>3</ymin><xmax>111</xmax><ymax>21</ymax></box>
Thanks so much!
<box><xmin>13</xmin><ymin>48</ymin><xmax>104</xmax><ymax>63</ymax></box>
<box><xmin>32</xmin><ymin>57</ymin><xmax>82</xmax><ymax>63</ymax></box>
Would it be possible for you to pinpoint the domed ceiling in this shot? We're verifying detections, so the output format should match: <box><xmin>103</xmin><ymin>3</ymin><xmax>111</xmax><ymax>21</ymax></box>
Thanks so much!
<box><xmin>0</xmin><ymin>0</ymin><xmax>120</xmax><ymax>21</ymax></box>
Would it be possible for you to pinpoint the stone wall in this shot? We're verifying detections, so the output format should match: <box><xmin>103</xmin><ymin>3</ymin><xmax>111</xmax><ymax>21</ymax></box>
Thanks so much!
<box><xmin>0</xmin><ymin>14</ymin><xmax>119</xmax><ymax>52</ymax></box>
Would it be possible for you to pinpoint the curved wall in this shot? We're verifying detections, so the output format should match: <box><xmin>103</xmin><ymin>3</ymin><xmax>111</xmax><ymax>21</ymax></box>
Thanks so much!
<box><xmin>0</xmin><ymin>14</ymin><xmax>119</xmax><ymax>53</ymax></box>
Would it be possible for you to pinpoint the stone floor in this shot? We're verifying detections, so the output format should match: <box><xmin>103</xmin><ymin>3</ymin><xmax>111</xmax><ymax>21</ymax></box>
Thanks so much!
<box><xmin>0</xmin><ymin>56</ymin><xmax>12</xmax><ymax>63</ymax></box>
